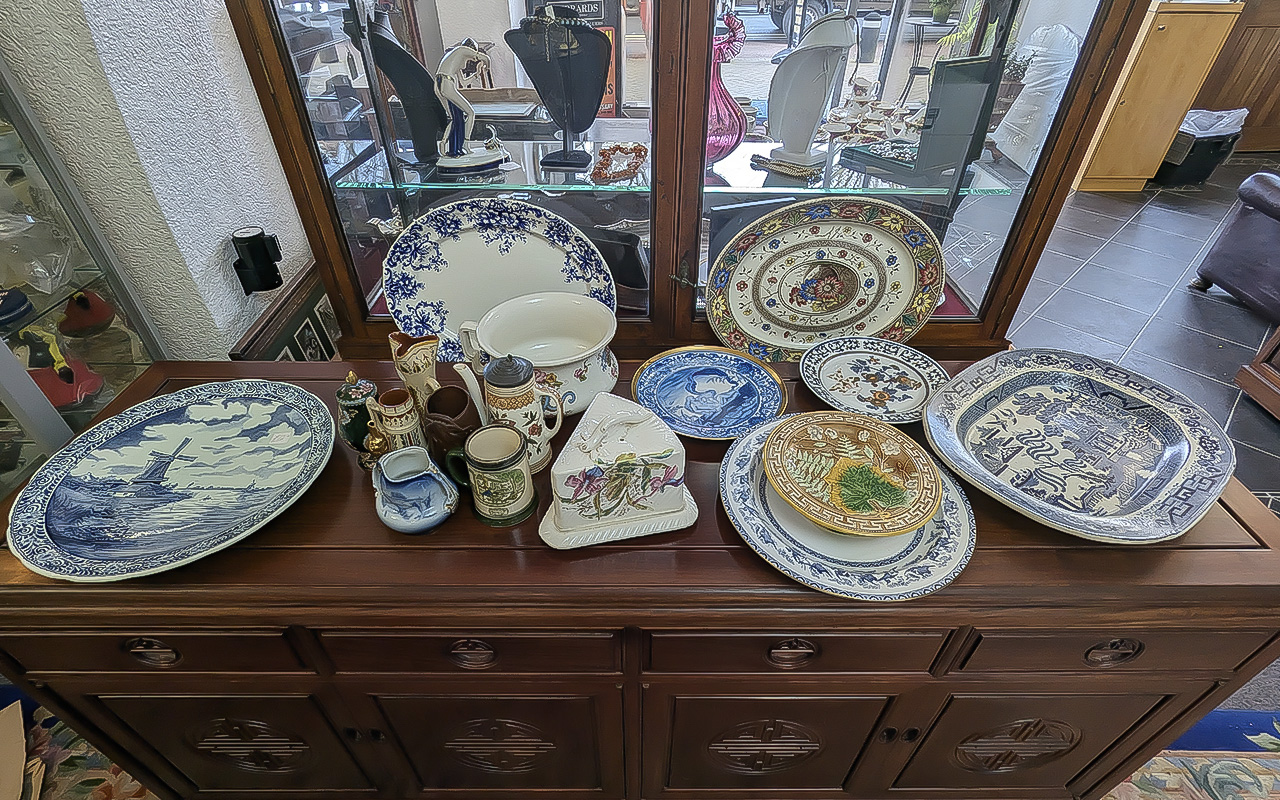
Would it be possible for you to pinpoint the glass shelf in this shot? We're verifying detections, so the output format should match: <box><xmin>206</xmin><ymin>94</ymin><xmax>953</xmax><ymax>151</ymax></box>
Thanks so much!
<box><xmin>705</xmin><ymin>142</ymin><xmax>1014</xmax><ymax>196</ymax></box>
<box><xmin>331</xmin><ymin>138</ymin><xmax>652</xmax><ymax>193</ymax></box>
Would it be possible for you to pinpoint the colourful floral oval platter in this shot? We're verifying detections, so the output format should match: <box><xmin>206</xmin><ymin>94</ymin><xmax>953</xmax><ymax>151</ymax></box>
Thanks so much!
<box><xmin>800</xmin><ymin>336</ymin><xmax>950</xmax><ymax>424</ymax></box>
<box><xmin>762</xmin><ymin>410</ymin><xmax>943</xmax><ymax>536</ymax></box>
<box><xmin>383</xmin><ymin>198</ymin><xmax>615</xmax><ymax>362</ymax></box>
<box><xmin>631</xmin><ymin>346</ymin><xmax>786</xmax><ymax>440</ymax></box>
<box><xmin>722</xmin><ymin>415</ymin><xmax>975</xmax><ymax>601</ymax></box>
<box><xmin>705</xmin><ymin>198</ymin><xmax>945</xmax><ymax>362</ymax></box>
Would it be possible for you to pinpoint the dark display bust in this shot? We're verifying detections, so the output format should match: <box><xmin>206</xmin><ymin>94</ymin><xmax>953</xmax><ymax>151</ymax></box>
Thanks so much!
<box><xmin>505</xmin><ymin>5</ymin><xmax>612</xmax><ymax>170</ymax></box>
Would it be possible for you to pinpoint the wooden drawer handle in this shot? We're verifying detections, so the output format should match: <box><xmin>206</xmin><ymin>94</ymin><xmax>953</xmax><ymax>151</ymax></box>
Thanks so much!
<box><xmin>1084</xmin><ymin>638</ymin><xmax>1144</xmax><ymax>668</ymax></box>
<box><xmin>122</xmin><ymin>637</ymin><xmax>182</xmax><ymax>668</ymax></box>
<box><xmin>449</xmin><ymin>639</ymin><xmax>497</xmax><ymax>670</ymax></box>
<box><xmin>766</xmin><ymin>638</ymin><xmax>819</xmax><ymax>669</ymax></box>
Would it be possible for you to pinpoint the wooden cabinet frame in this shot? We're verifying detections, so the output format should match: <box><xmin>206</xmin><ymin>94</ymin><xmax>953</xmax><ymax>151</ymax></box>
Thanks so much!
<box><xmin>226</xmin><ymin>0</ymin><xmax>1154</xmax><ymax>359</ymax></box>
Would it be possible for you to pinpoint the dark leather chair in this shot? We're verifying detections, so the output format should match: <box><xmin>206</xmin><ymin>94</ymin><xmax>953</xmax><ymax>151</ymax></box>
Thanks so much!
<box><xmin>1191</xmin><ymin>172</ymin><xmax>1280</xmax><ymax>324</ymax></box>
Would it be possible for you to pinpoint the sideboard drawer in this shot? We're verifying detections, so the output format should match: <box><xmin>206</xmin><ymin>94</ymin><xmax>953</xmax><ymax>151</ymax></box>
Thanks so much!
<box><xmin>0</xmin><ymin>631</ymin><xmax>308</xmax><ymax>673</ymax></box>
<box><xmin>961</xmin><ymin>630</ymin><xmax>1273</xmax><ymax>674</ymax></box>
<box><xmin>647</xmin><ymin>631</ymin><xmax>951</xmax><ymax>673</ymax></box>
<box><xmin>319</xmin><ymin>630</ymin><xmax>621</xmax><ymax>673</ymax></box>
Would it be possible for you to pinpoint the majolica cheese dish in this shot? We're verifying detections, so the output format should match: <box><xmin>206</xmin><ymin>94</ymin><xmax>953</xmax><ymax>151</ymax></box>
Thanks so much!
<box><xmin>924</xmin><ymin>349</ymin><xmax>1236</xmax><ymax>544</ymax></box>
<box><xmin>763</xmin><ymin>410</ymin><xmax>943</xmax><ymax>537</ymax></box>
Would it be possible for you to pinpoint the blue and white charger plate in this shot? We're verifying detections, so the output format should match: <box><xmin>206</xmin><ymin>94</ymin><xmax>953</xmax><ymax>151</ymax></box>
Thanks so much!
<box><xmin>923</xmin><ymin>348</ymin><xmax>1235</xmax><ymax>544</ymax></box>
<box><xmin>800</xmin><ymin>336</ymin><xmax>949</xmax><ymax>423</ymax></box>
<box><xmin>7</xmin><ymin>380</ymin><xmax>334</xmax><ymax>582</ymax></box>
<box><xmin>720</xmin><ymin>415</ymin><xmax>975</xmax><ymax>601</ymax></box>
<box><xmin>383</xmin><ymin>198</ymin><xmax>615</xmax><ymax>362</ymax></box>
<box><xmin>631</xmin><ymin>346</ymin><xmax>787</xmax><ymax>440</ymax></box>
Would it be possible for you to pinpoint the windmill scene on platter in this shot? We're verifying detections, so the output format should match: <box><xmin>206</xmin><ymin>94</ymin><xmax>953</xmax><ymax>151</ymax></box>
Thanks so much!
<box><xmin>43</xmin><ymin>398</ymin><xmax>316</xmax><ymax>560</ymax></box>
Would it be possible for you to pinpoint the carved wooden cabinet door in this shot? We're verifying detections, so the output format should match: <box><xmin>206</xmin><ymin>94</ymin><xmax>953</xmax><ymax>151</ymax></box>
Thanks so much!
<box><xmin>641</xmin><ymin>681</ymin><xmax>898</xmax><ymax>797</ymax></box>
<box><xmin>853</xmin><ymin>682</ymin><xmax>1218</xmax><ymax>799</ymax></box>
<box><xmin>61</xmin><ymin>682</ymin><xmax>381</xmax><ymax>799</ymax></box>
<box><xmin>340</xmin><ymin>679</ymin><xmax>625</xmax><ymax>798</ymax></box>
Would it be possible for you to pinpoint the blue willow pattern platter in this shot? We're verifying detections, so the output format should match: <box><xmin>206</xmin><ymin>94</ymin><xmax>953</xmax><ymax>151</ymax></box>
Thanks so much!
<box><xmin>721</xmin><ymin>415</ymin><xmax>975</xmax><ymax>601</ymax></box>
<box><xmin>800</xmin><ymin>336</ymin><xmax>950</xmax><ymax>423</ymax></box>
<box><xmin>923</xmin><ymin>349</ymin><xmax>1235</xmax><ymax>544</ymax></box>
<box><xmin>383</xmin><ymin>198</ymin><xmax>615</xmax><ymax>362</ymax></box>
<box><xmin>7</xmin><ymin>380</ymin><xmax>334</xmax><ymax>582</ymax></box>
<box><xmin>631</xmin><ymin>346</ymin><xmax>787</xmax><ymax>440</ymax></box>
<box><xmin>705</xmin><ymin>198</ymin><xmax>945</xmax><ymax>362</ymax></box>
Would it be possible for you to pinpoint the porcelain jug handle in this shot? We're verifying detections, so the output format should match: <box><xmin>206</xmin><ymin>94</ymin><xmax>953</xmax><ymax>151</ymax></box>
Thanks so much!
<box><xmin>458</xmin><ymin>321</ymin><xmax>482</xmax><ymax>363</ymax></box>
<box><xmin>444</xmin><ymin>448</ymin><xmax>470</xmax><ymax>489</ymax></box>
<box><xmin>537</xmin><ymin>388</ymin><xmax>563</xmax><ymax>442</ymax></box>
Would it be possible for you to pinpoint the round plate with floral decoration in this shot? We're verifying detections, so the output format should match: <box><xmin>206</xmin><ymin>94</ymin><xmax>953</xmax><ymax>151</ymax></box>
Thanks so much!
<box><xmin>705</xmin><ymin>198</ymin><xmax>944</xmax><ymax>362</ymax></box>
<box><xmin>800</xmin><ymin>336</ymin><xmax>950</xmax><ymax>424</ymax></box>
<box><xmin>382</xmin><ymin>198</ymin><xmax>615</xmax><ymax>363</ymax></box>
<box><xmin>763</xmin><ymin>410</ymin><xmax>942</xmax><ymax>536</ymax></box>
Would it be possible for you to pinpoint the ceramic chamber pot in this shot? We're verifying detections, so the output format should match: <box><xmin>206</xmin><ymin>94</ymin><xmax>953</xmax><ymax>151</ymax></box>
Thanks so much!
<box><xmin>459</xmin><ymin>292</ymin><xmax>619</xmax><ymax>415</ymax></box>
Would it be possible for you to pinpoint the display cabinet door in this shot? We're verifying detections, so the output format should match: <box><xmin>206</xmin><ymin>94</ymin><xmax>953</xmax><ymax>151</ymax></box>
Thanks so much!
<box><xmin>874</xmin><ymin>685</ymin><xmax>1213</xmax><ymax>799</ymax></box>
<box><xmin>90</xmin><ymin>691</ymin><xmax>378</xmax><ymax>798</ymax></box>
<box><xmin>642</xmin><ymin>682</ymin><xmax>896</xmax><ymax>797</ymax></box>
<box><xmin>352</xmin><ymin>680</ymin><xmax>624</xmax><ymax>798</ymax></box>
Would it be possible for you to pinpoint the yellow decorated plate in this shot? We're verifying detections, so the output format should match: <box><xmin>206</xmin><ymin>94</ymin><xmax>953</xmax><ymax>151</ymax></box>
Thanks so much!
<box><xmin>762</xmin><ymin>411</ymin><xmax>942</xmax><ymax>536</ymax></box>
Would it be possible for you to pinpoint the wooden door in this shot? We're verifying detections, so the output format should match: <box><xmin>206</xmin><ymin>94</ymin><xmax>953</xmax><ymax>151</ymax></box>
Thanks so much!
<box><xmin>642</xmin><ymin>682</ymin><xmax>897</xmax><ymax>797</ymax></box>
<box><xmin>348</xmin><ymin>680</ymin><xmax>624</xmax><ymax>798</ymax></box>
<box><xmin>83</xmin><ymin>689</ymin><xmax>379</xmax><ymax>799</ymax></box>
<box><xmin>1077</xmin><ymin>3</ymin><xmax>1243</xmax><ymax>191</ymax></box>
<box><xmin>1195</xmin><ymin>0</ymin><xmax>1280</xmax><ymax>151</ymax></box>
<box><xmin>869</xmin><ymin>685</ymin><xmax>1212</xmax><ymax>799</ymax></box>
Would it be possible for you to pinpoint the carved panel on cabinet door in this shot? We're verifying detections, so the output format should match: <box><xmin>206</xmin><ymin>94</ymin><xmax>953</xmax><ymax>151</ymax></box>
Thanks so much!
<box><xmin>444</xmin><ymin>718</ymin><xmax>556</xmax><ymax>773</ymax></box>
<box><xmin>99</xmin><ymin>695</ymin><xmax>374</xmax><ymax>792</ymax></box>
<box><xmin>953</xmin><ymin>718</ymin><xmax>1080</xmax><ymax>773</ymax></box>
<box><xmin>654</xmin><ymin>694</ymin><xmax>890</xmax><ymax>791</ymax></box>
<box><xmin>189</xmin><ymin>717</ymin><xmax>310</xmax><ymax>773</ymax></box>
<box><xmin>373</xmin><ymin>690</ymin><xmax>623</xmax><ymax>795</ymax></box>
<box><xmin>892</xmin><ymin>693</ymin><xmax>1168</xmax><ymax>791</ymax></box>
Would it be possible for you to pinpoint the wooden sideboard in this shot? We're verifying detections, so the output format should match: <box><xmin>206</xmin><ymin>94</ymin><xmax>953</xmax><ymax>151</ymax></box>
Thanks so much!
<box><xmin>3</xmin><ymin>360</ymin><xmax>1280</xmax><ymax>800</ymax></box>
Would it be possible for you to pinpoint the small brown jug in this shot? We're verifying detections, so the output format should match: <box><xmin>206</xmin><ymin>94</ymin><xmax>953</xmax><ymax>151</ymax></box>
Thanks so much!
<box><xmin>421</xmin><ymin>384</ymin><xmax>483</xmax><ymax>464</ymax></box>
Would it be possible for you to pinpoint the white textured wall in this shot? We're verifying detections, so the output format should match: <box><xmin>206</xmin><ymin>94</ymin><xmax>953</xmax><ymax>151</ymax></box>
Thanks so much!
<box><xmin>0</xmin><ymin>0</ymin><xmax>311</xmax><ymax>359</ymax></box>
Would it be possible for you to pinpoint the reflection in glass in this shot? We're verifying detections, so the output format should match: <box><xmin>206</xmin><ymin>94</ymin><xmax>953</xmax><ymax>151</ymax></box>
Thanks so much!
<box><xmin>272</xmin><ymin>0</ymin><xmax>655</xmax><ymax>317</ymax></box>
<box><xmin>698</xmin><ymin>0</ymin><xmax>1102</xmax><ymax>321</ymax></box>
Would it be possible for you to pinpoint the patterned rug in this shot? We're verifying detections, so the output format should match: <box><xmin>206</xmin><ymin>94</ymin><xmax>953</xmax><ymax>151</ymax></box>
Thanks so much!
<box><xmin>1105</xmin><ymin>752</ymin><xmax>1280</xmax><ymax>800</ymax></box>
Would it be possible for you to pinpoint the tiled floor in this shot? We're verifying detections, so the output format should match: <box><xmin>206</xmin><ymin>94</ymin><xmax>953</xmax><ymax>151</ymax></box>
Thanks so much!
<box><xmin>1008</xmin><ymin>155</ymin><xmax>1280</xmax><ymax>501</ymax></box>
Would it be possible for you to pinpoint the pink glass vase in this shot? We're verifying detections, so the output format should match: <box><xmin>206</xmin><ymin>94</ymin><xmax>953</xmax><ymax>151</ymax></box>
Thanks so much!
<box><xmin>706</xmin><ymin>14</ymin><xmax>747</xmax><ymax>165</ymax></box>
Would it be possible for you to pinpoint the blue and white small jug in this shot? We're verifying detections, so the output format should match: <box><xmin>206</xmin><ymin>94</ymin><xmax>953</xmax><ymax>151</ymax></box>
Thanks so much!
<box><xmin>372</xmin><ymin>446</ymin><xmax>460</xmax><ymax>534</ymax></box>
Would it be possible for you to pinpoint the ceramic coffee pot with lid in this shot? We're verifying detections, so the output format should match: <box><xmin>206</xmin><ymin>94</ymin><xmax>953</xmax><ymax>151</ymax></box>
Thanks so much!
<box><xmin>457</xmin><ymin>354</ymin><xmax>563</xmax><ymax>472</ymax></box>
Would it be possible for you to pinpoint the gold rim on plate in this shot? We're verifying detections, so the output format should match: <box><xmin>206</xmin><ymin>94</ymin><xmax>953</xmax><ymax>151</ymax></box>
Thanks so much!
<box><xmin>762</xmin><ymin>410</ymin><xmax>942</xmax><ymax>536</ymax></box>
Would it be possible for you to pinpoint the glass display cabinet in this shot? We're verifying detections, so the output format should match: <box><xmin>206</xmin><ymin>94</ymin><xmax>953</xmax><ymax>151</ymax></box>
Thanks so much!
<box><xmin>0</xmin><ymin>53</ymin><xmax>163</xmax><ymax>497</ymax></box>
<box><xmin>227</xmin><ymin>0</ymin><xmax>1150</xmax><ymax>359</ymax></box>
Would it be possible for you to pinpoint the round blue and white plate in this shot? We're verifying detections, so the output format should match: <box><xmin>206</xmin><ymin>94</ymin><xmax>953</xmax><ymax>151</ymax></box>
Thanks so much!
<box><xmin>720</xmin><ymin>415</ymin><xmax>975</xmax><ymax>601</ymax></box>
<box><xmin>383</xmin><ymin>198</ymin><xmax>616</xmax><ymax>362</ymax></box>
<box><xmin>800</xmin><ymin>336</ymin><xmax>950</xmax><ymax>423</ymax></box>
<box><xmin>631</xmin><ymin>346</ymin><xmax>787</xmax><ymax>440</ymax></box>
<box><xmin>7</xmin><ymin>380</ymin><xmax>334</xmax><ymax>582</ymax></box>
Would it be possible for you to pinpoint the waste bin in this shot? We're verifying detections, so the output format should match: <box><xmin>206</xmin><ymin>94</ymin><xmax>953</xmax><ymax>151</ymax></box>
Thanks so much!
<box><xmin>1152</xmin><ymin>108</ymin><xmax>1248</xmax><ymax>186</ymax></box>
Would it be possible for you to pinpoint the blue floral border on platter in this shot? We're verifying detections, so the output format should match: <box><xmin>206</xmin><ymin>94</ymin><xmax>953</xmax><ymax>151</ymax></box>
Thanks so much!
<box><xmin>7</xmin><ymin>380</ymin><xmax>335</xmax><ymax>582</ymax></box>
<box><xmin>799</xmin><ymin>336</ymin><xmax>951</xmax><ymax>424</ymax></box>
<box><xmin>382</xmin><ymin>198</ymin><xmax>616</xmax><ymax>362</ymax></box>
<box><xmin>923</xmin><ymin>348</ymin><xmax>1235</xmax><ymax>544</ymax></box>
<box><xmin>719</xmin><ymin>415</ymin><xmax>975</xmax><ymax>601</ymax></box>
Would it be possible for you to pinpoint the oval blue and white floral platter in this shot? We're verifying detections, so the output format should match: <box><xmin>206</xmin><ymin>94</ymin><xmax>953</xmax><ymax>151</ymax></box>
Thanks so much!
<box><xmin>7</xmin><ymin>380</ymin><xmax>334</xmax><ymax>582</ymax></box>
<box><xmin>631</xmin><ymin>346</ymin><xmax>786</xmax><ymax>440</ymax></box>
<box><xmin>383</xmin><ymin>198</ymin><xmax>615</xmax><ymax>362</ymax></box>
<box><xmin>720</xmin><ymin>415</ymin><xmax>975</xmax><ymax>601</ymax></box>
<box><xmin>800</xmin><ymin>336</ymin><xmax>950</xmax><ymax>423</ymax></box>
<box><xmin>923</xmin><ymin>349</ymin><xmax>1235</xmax><ymax>544</ymax></box>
